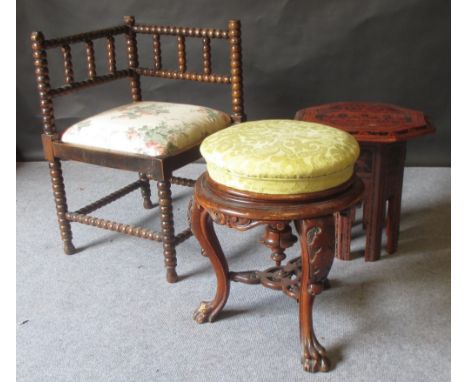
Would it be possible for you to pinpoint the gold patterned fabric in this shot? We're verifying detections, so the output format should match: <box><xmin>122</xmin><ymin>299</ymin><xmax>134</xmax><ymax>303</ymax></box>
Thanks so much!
<box><xmin>61</xmin><ymin>101</ymin><xmax>232</xmax><ymax>157</ymax></box>
<box><xmin>200</xmin><ymin>120</ymin><xmax>360</xmax><ymax>194</ymax></box>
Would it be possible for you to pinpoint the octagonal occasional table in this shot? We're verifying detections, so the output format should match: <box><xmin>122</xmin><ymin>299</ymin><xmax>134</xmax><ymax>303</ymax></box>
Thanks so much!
<box><xmin>295</xmin><ymin>102</ymin><xmax>435</xmax><ymax>261</ymax></box>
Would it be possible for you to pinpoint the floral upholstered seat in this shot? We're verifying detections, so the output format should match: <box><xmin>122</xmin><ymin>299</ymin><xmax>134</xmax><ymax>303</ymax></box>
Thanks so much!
<box><xmin>200</xmin><ymin>120</ymin><xmax>360</xmax><ymax>194</ymax></box>
<box><xmin>61</xmin><ymin>101</ymin><xmax>232</xmax><ymax>157</ymax></box>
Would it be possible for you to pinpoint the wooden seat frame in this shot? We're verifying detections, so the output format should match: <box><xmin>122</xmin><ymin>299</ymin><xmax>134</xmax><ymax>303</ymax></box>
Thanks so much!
<box><xmin>30</xmin><ymin>16</ymin><xmax>245</xmax><ymax>283</ymax></box>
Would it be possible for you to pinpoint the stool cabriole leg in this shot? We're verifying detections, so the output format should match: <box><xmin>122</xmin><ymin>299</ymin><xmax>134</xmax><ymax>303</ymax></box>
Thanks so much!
<box><xmin>296</xmin><ymin>216</ymin><xmax>335</xmax><ymax>373</ymax></box>
<box><xmin>157</xmin><ymin>180</ymin><xmax>178</xmax><ymax>283</ymax></box>
<box><xmin>192</xmin><ymin>204</ymin><xmax>230</xmax><ymax>324</ymax></box>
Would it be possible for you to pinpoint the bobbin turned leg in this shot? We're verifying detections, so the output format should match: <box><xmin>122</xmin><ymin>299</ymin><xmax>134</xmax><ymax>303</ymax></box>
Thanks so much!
<box><xmin>157</xmin><ymin>180</ymin><xmax>178</xmax><ymax>283</ymax></box>
<box><xmin>138</xmin><ymin>173</ymin><xmax>154</xmax><ymax>209</ymax></box>
<box><xmin>191</xmin><ymin>203</ymin><xmax>230</xmax><ymax>324</ymax></box>
<box><xmin>49</xmin><ymin>160</ymin><xmax>75</xmax><ymax>255</ymax></box>
<box><xmin>296</xmin><ymin>216</ymin><xmax>335</xmax><ymax>373</ymax></box>
<box><xmin>261</xmin><ymin>222</ymin><xmax>297</xmax><ymax>266</ymax></box>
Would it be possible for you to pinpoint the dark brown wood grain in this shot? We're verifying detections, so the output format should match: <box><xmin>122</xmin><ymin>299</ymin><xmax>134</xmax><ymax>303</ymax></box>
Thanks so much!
<box><xmin>260</xmin><ymin>223</ymin><xmax>297</xmax><ymax>266</ymax></box>
<box><xmin>295</xmin><ymin>216</ymin><xmax>335</xmax><ymax>372</ymax></box>
<box><xmin>124</xmin><ymin>16</ymin><xmax>142</xmax><ymax>103</ymax></box>
<box><xmin>60</xmin><ymin>44</ymin><xmax>74</xmax><ymax>84</ymax></box>
<box><xmin>132</xmin><ymin>24</ymin><xmax>229</xmax><ymax>39</ymax></box>
<box><xmin>157</xmin><ymin>180</ymin><xmax>178</xmax><ymax>283</ymax></box>
<box><xmin>191</xmin><ymin>172</ymin><xmax>364</xmax><ymax>372</ymax></box>
<box><xmin>48</xmin><ymin>70</ymin><xmax>132</xmax><ymax>97</ymax></box>
<box><xmin>106</xmin><ymin>36</ymin><xmax>117</xmax><ymax>74</ymax></box>
<box><xmin>152</xmin><ymin>34</ymin><xmax>162</xmax><ymax>70</ymax></box>
<box><xmin>135</xmin><ymin>67</ymin><xmax>231</xmax><ymax>84</ymax></box>
<box><xmin>85</xmin><ymin>40</ymin><xmax>96</xmax><ymax>79</ymax></box>
<box><xmin>228</xmin><ymin>20</ymin><xmax>245</xmax><ymax>123</ymax></box>
<box><xmin>42</xmin><ymin>25</ymin><xmax>127</xmax><ymax>48</ymax></box>
<box><xmin>31</xmin><ymin>17</ymin><xmax>245</xmax><ymax>283</ymax></box>
<box><xmin>177</xmin><ymin>35</ymin><xmax>186</xmax><ymax>73</ymax></box>
<box><xmin>138</xmin><ymin>173</ymin><xmax>154</xmax><ymax>209</ymax></box>
<box><xmin>31</xmin><ymin>31</ymin><xmax>56</xmax><ymax>136</ymax></box>
<box><xmin>295</xmin><ymin>102</ymin><xmax>435</xmax><ymax>143</ymax></box>
<box><xmin>49</xmin><ymin>160</ymin><xmax>75</xmax><ymax>255</ymax></box>
<box><xmin>334</xmin><ymin>208</ymin><xmax>355</xmax><ymax>261</ymax></box>
<box><xmin>202</xmin><ymin>37</ymin><xmax>211</xmax><ymax>75</ymax></box>
<box><xmin>296</xmin><ymin>102</ymin><xmax>435</xmax><ymax>261</ymax></box>
<box><xmin>75</xmin><ymin>179</ymin><xmax>144</xmax><ymax>215</ymax></box>
<box><xmin>357</xmin><ymin>142</ymin><xmax>406</xmax><ymax>260</ymax></box>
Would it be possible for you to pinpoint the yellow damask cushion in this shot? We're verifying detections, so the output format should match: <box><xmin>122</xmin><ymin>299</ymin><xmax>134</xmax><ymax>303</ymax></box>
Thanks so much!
<box><xmin>61</xmin><ymin>101</ymin><xmax>232</xmax><ymax>157</ymax></box>
<box><xmin>200</xmin><ymin>119</ymin><xmax>360</xmax><ymax>194</ymax></box>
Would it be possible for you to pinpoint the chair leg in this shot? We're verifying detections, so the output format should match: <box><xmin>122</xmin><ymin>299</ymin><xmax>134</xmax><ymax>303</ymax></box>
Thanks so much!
<box><xmin>138</xmin><ymin>173</ymin><xmax>154</xmax><ymax>209</ymax></box>
<box><xmin>157</xmin><ymin>180</ymin><xmax>178</xmax><ymax>283</ymax></box>
<box><xmin>49</xmin><ymin>160</ymin><xmax>75</xmax><ymax>255</ymax></box>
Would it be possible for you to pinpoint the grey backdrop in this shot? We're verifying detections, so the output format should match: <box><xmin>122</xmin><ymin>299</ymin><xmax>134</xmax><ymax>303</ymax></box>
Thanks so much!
<box><xmin>17</xmin><ymin>0</ymin><xmax>450</xmax><ymax>165</ymax></box>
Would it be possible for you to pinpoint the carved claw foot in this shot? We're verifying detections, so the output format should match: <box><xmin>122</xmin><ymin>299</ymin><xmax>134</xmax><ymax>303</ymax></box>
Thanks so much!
<box><xmin>302</xmin><ymin>338</ymin><xmax>330</xmax><ymax>372</ymax></box>
<box><xmin>302</xmin><ymin>354</ymin><xmax>330</xmax><ymax>373</ymax></box>
<box><xmin>193</xmin><ymin>301</ymin><xmax>217</xmax><ymax>324</ymax></box>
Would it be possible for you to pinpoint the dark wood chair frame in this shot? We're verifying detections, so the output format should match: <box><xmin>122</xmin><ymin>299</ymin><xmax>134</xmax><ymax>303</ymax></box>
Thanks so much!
<box><xmin>31</xmin><ymin>16</ymin><xmax>245</xmax><ymax>283</ymax></box>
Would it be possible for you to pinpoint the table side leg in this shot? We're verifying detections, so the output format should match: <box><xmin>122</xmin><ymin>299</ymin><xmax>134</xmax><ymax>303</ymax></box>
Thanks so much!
<box><xmin>385</xmin><ymin>142</ymin><xmax>406</xmax><ymax>254</ymax></box>
<box><xmin>364</xmin><ymin>144</ymin><xmax>387</xmax><ymax>261</ymax></box>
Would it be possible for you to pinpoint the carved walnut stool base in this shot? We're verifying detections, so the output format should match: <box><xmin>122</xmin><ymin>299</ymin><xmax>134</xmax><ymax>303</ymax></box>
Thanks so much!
<box><xmin>191</xmin><ymin>173</ymin><xmax>364</xmax><ymax>372</ymax></box>
<box><xmin>296</xmin><ymin>102</ymin><xmax>435</xmax><ymax>261</ymax></box>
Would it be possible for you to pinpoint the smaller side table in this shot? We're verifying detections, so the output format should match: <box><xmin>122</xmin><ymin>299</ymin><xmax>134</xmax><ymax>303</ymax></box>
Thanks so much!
<box><xmin>295</xmin><ymin>102</ymin><xmax>435</xmax><ymax>261</ymax></box>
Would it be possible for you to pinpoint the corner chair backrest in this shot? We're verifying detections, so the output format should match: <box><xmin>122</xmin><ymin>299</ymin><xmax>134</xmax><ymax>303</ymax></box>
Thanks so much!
<box><xmin>31</xmin><ymin>16</ymin><xmax>246</xmax><ymax>138</ymax></box>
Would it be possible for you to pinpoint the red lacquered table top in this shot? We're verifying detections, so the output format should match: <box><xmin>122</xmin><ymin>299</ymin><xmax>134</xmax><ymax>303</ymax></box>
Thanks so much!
<box><xmin>295</xmin><ymin>102</ymin><xmax>435</xmax><ymax>143</ymax></box>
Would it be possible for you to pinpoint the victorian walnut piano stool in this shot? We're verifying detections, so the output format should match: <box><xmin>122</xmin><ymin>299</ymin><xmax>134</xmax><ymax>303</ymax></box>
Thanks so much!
<box><xmin>190</xmin><ymin>120</ymin><xmax>364</xmax><ymax>372</ymax></box>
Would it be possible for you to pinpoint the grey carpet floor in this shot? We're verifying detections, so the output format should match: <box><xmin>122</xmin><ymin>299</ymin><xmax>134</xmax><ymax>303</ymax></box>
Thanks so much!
<box><xmin>16</xmin><ymin>162</ymin><xmax>450</xmax><ymax>382</ymax></box>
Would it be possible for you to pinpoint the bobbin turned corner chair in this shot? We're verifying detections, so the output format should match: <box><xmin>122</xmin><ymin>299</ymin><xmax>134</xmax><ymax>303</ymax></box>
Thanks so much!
<box><xmin>30</xmin><ymin>16</ymin><xmax>245</xmax><ymax>283</ymax></box>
